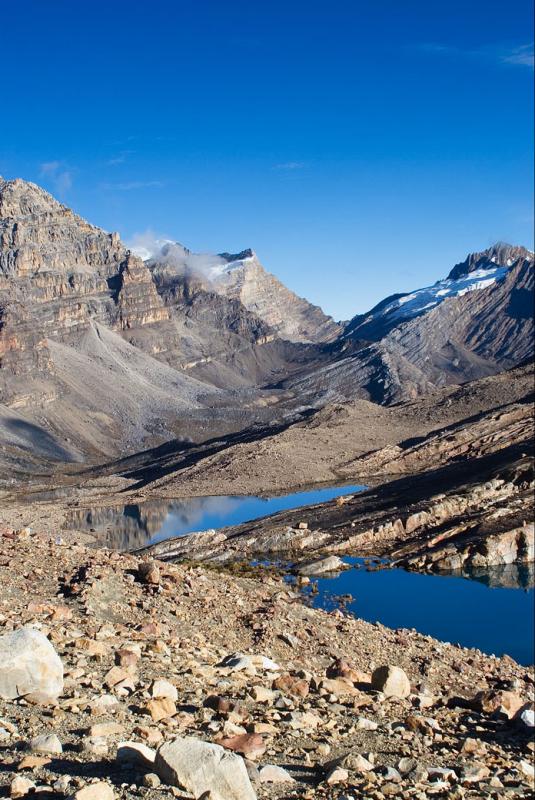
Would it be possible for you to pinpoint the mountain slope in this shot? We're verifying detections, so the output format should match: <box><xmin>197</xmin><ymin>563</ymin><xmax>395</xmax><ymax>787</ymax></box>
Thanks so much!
<box><xmin>143</xmin><ymin>242</ymin><xmax>342</xmax><ymax>344</ymax></box>
<box><xmin>334</xmin><ymin>244</ymin><xmax>535</xmax><ymax>394</ymax></box>
<box><xmin>0</xmin><ymin>178</ymin><xmax>327</xmax><ymax>460</ymax></box>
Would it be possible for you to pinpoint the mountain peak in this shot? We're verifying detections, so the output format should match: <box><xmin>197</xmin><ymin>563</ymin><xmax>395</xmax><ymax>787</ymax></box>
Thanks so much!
<box><xmin>0</xmin><ymin>176</ymin><xmax>66</xmax><ymax>219</ymax></box>
<box><xmin>447</xmin><ymin>242</ymin><xmax>532</xmax><ymax>280</ymax></box>
<box><xmin>218</xmin><ymin>248</ymin><xmax>256</xmax><ymax>263</ymax></box>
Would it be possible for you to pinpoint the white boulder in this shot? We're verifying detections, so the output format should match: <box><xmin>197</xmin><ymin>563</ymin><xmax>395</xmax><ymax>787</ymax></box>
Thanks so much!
<box><xmin>155</xmin><ymin>736</ymin><xmax>256</xmax><ymax>800</ymax></box>
<box><xmin>0</xmin><ymin>628</ymin><xmax>63</xmax><ymax>701</ymax></box>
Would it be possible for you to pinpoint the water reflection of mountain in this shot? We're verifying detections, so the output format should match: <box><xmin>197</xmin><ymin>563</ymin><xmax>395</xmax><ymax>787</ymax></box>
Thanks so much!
<box><xmin>64</xmin><ymin>496</ymin><xmax>246</xmax><ymax>551</ymax></box>
<box><xmin>65</xmin><ymin>502</ymin><xmax>169</xmax><ymax>550</ymax></box>
<box><xmin>459</xmin><ymin>562</ymin><xmax>535</xmax><ymax>590</ymax></box>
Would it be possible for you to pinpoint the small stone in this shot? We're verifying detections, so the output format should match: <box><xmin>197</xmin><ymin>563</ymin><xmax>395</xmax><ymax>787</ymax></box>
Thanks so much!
<box><xmin>151</xmin><ymin>679</ymin><xmax>178</xmax><ymax>701</ymax></box>
<box><xmin>81</xmin><ymin>737</ymin><xmax>109</xmax><ymax>757</ymax></box>
<box><xmin>73</xmin><ymin>782</ymin><xmax>115</xmax><ymax>800</ymax></box>
<box><xmin>460</xmin><ymin>737</ymin><xmax>484</xmax><ymax>755</ymax></box>
<box><xmin>343</xmin><ymin>753</ymin><xmax>374</xmax><ymax>772</ymax></box>
<box><xmin>29</xmin><ymin>733</ymin><xmax>62</xmax><ymax>755</ymax></box>
<box><xmin>461</xmin><ymin>764</ymin><xmax>490</xmax><ymax>783</ymax></box>
<box><xmin>138</xmin><ymin>561</ymin><xmax>160</xmax><ymax>585</ymax></box>
<box><xmin>104</xmin><ymin>666</ymin><xmax>132</xmax><ymax>689</ymax></box>
<box><xmin>117</xmin><ymin>741</ymin><xmax>156</xmax><ymax>766</ymax></box>
<box><xmin>217</xmin><ymin>733</ymin><xmax>266</xmax><ymax>760</ymax></box>
<box><xmin>326</xmin><ymin>766</ymin><xmax>349</xmax><ymax>785</ymax></box>
<box><xmin>298</xmin><ymin>556</ymin><xmax>347</xmax><ymax>576</ymax></box>
<box><xmin>378</xmin><ymin>766</ymin><xmax>401</xmax><ymax>783</ymax></box>
<box><xmin>250</xmin><ymin>686</ymin><xmax>274</xmax><ymax>703</ymax></box>
<box><xmin>397</xmin><ymin>757</ymin><xmax>416</xmax><ymax>774</ymax></box>
<box><xmin>356</xmin><ymin>716</ymin><xmax>378</xmax><ymax>730</ymax></box>
<box><xmin>273</xmin><ymin>673</ymin><xmax>309</xmax><ymax>698</ymax></box>
<box><xmin>145</xmin><ymin>697</ymin><xmax>176</xmax><ymax>721</ymax></box>
<box><xmin>518</xmin><ymin>708</ymin><xmax>535</xmax><ymax>728</ymax></box>
<box><xmin>427</xmin><ymin>766</ymin><xmax>457</xmax><ymax>782</ymax></box>
<box><xmin>142</xmin><ymin>774</ymin><xmax>160</xmax><ymax>789</ymax></box>
<box><xmin>0</xmin><ymin>628</ymin><xmax>63</xmax><ymax>701</ymax></box>
<box><xmin>53</xmin><ymin>776</ymin><xmax>72</xmax><ymax>793</ymax></box>
<box><xmin>472</xmin><ymin>689</ymin><xmax>524</xmax><ymax>719</ymax></box>
<box><xmin>10</xmin><ymin>777</ymin><xmax>35</xmax><ymax>798</ymax></box>
<box><xmin>115</xmin><ymin>649</ymin><xmax>139</xmax><ymax>668</ymax></box>
<box><xmin>258</xmin><ymin>765</ymin><xmax>295</xmax><ymax>783</ymax></box>
<box><xmin>519</xmin><ymin>759</ymin><xmax>535</xmax><ymax>781</ymax></box>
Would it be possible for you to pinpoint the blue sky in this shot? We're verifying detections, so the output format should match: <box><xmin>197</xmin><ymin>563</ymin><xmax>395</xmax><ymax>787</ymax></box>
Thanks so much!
<box><xmin>1</xmin><ymin>0</ymin><xmax>533</xmax><ymax>319</ymax></box>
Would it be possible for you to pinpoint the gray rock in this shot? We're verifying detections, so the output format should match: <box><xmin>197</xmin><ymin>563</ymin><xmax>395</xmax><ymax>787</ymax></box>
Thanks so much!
<box><xmin>298</xmin><ymin>556</ymin><xmax>348</xmax><ymax>576</ymax></box>
<box><xmin>117</xmin><ymin>741</ymin><xmax>156</xmax><ymax>766</ymax></box>
<box><xmin>154</xmin><ymin>736</ymin><xmax>256</xmax><ymax>800</ymax></box>
<box><xmin>0</xmin><ymin>628</ymin><xmax>63</xmax><ymax>701</ymax></box>
<box><xmin>258</xmin><ymin>765</ymin><xmax>295</xmax><ymax>784</ymax></box>
<box><xmin>29</xmin><ymin>733</ymin><xmax>62</xmax><ymax>755</ymax></box>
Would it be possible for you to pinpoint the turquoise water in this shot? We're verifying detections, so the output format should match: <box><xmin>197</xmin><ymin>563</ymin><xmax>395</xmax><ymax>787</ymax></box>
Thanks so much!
<box><xmin>299</xmin><ymin>558</ymin><xmax>535</xmax><ymax>665</ymax></box>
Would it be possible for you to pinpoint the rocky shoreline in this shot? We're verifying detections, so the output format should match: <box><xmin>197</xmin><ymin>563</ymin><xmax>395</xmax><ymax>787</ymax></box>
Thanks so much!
<box><xmin>0</xmin><ymin>527</ymin><xmax>534</xmax><ymax>799</ymax></box>
<box><xmin>137</xmin><ymin>447</ymin><xmax>534</xmax><ymax>579</ymax></box>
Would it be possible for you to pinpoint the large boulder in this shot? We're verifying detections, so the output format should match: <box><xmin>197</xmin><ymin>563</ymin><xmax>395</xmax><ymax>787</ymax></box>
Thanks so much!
<box><xmin>154</xmin><ymin>736</ymin><xmax>256</xmax><ymax>800</ymax></box>
<box><xmin>0</xmin><ymin>628</ymin><xmax>63</xmax><ymax>701</ymax></box>
<box><xmin>371</xmin><ymin>665</ymin><xmax>410</xmax><ymax>698</ymax></box>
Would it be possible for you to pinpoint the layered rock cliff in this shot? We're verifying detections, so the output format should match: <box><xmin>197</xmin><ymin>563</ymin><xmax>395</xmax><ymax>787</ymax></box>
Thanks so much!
<box><xmin>144</xmin><ymin>242</ymin><xmax>342</xmax><ymax>344</ymax></box>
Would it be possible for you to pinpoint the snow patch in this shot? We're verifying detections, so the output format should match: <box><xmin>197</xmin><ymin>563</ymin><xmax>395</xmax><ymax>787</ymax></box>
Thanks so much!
<box><xmin>351</xmin><ymin>264</ymin><xmax>509</xmax><ymax>332</ymax></box>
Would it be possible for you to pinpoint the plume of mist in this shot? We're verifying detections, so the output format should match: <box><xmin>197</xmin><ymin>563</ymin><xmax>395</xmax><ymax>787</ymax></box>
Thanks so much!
<box><xmin>127</xmin><ymin>230</ymin><xmax>227</xmax><ymax>281</ymax></box>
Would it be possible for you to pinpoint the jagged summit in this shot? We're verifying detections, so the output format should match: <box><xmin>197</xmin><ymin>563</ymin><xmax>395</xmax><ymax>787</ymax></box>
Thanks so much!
<box><xmin>0</xmin><ymin>176</ymin><xmax>66</xmax><ymax>219</ymax></box>
<box><xmin>219</xmin><ymin>248</ymin><xmax>255</xmax><ymax>262</ymax></box>
<box><xmin>448</xmin><ymin>242</ymin><xmax>533</xmax><ymax>280</ymax></box>
<box><xmin>143</xmin><ymin>239</ymin><xmax>340</xmax><ymax>343</ymax></box>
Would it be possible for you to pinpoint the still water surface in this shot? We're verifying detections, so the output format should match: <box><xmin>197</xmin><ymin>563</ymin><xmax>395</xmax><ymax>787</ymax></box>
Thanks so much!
<box><xmin>300</xmin><ymin>557</ymin><xmax>534</xmax><ymax>665</ymax></box>
<box><xmin>66</xmin><ymin>484</ymin><xmax>365</xmax><ymax>550</ymax></box>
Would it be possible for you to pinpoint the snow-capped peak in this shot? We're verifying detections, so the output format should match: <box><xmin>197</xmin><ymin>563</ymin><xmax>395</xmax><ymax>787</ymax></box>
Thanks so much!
<box><xmin>345</xmin><ymin>263</ymin><xmax>510</xmax><ymax>337</ymax></box>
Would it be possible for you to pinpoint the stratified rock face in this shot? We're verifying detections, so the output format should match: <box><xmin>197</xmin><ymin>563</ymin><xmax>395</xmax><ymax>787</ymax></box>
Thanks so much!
<box><xmin>145</xmin><ymin>242</ymin><xmax>342</xmax><ymax>344</ymax></box>
<box><xmin>0</xmin><ymin>178</ymin><xmax>125</xmax><ymax>278</ymax></box>
<box><xmin>333</xmin><ymin>244</ymin><xmax>535</xmax><ymax>400</ymax></box>
<box><xmin>0</xmin><ymin>628</ymin><xmax>63</xmax><ymax>700</ymax></box>
<box><xmin>213</xmin><ymin>251</ymin><xmax>342</xmax><ymax>343</ymax></box>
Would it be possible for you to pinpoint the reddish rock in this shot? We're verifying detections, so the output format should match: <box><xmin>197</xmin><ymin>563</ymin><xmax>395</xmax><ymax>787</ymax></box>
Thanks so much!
<box><xmin>273</xmin><ymin>673</ymin><xmax>309</xmax><ymax>699</ymax></box>
<box><xmin>217</xmin><ymin>733</ymin><xmax>266</xmax><ymax>760</ymax></box>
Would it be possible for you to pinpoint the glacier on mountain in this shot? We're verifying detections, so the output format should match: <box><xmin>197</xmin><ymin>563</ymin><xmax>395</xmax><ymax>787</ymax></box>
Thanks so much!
<box><xmin>352</xmin><ymin>263</ymin><xmax>510</xmax><ymax>329</ymax></box>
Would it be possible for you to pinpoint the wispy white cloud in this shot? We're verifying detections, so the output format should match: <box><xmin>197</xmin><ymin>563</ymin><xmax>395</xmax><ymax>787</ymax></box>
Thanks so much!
<box><xmin>100</xmin><ymin>180</ymin><xmax>164</xmax><ymax>191</ymax></box>
<box><xmin>106</xmin><ymin>149</ymin><xmax>134</xmax><ymax>166</ymax></box>
<box><xmin>415</xmin><ymin>41</ymin><xmax>534</xmax><ymax>70</ymax></box>
<box><xmin>272</xmin><ymin>161</ymin><xmax>306</xmax><ymax>171</ymax></box>
<box><xmin>39</xmin><ymin>161</ymin><xmax>73</xmax><ymax>196</ymax></box>
<box><xmin>501</xmin><ymin>44</ymin><xmax>534</xmax><ymax>68</ymax></box>
<box><xmin>40</xmin><ymin>160</ymin><xmax>61</xmax><ymax>175</ymax></box>
<box><xmin>126</xmin><ymin>230</ymin><xmax>226</xmax><ymax>282</ymax></box>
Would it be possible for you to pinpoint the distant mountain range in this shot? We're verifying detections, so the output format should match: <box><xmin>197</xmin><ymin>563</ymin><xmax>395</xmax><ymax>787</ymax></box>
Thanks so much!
<box><xmin>0</xmin><ymin>176</ymin><xmax>533</xmax><ymax>470</ymax></box>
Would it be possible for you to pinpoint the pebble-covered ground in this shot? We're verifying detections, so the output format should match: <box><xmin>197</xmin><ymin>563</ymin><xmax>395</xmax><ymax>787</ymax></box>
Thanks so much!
<box><xmin>0</xmin><ymin>527</ymin><xmax>533</xmax><ymax>800</ymax></box>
